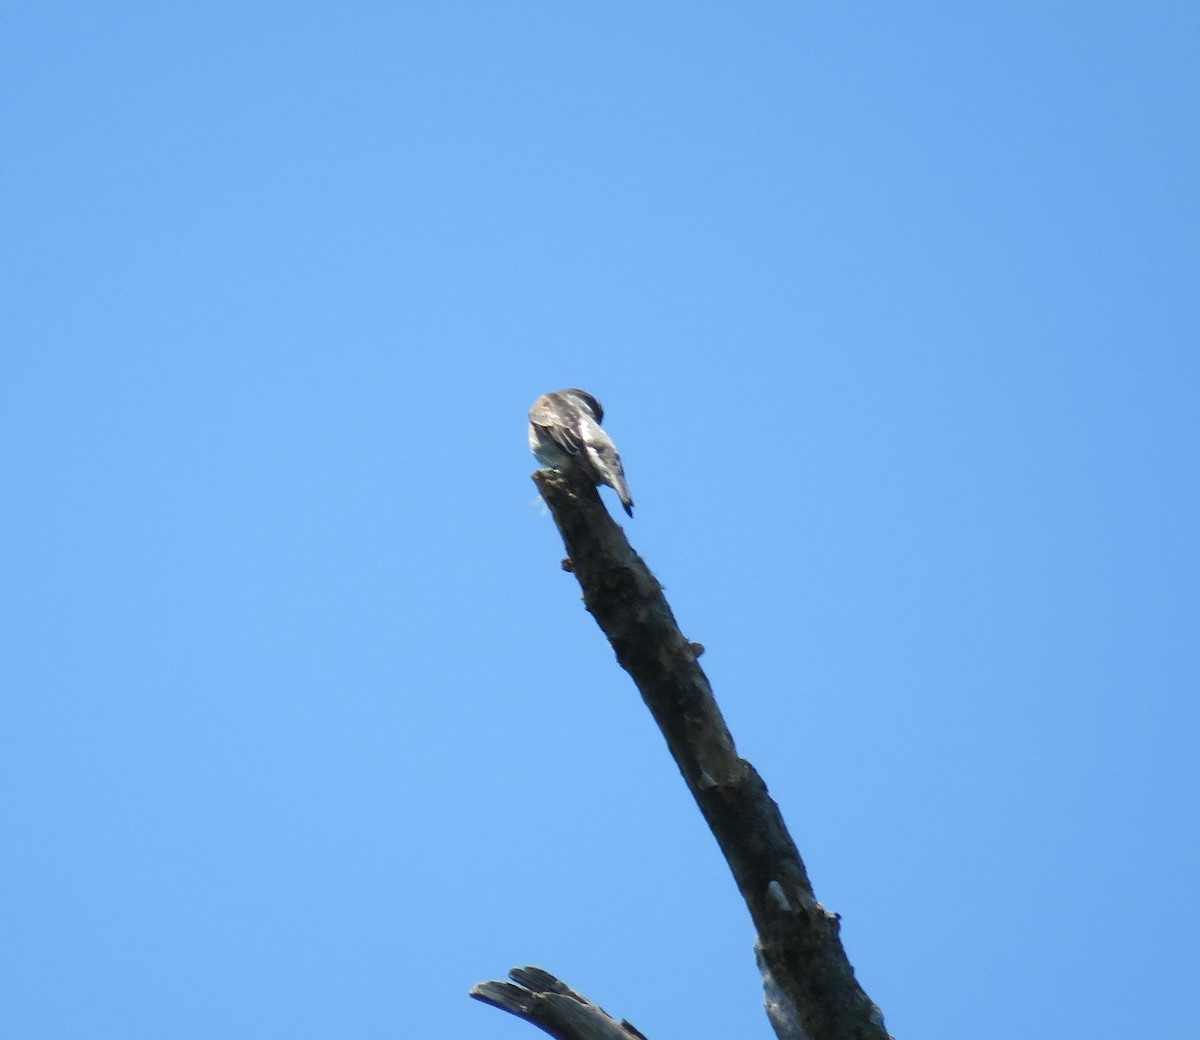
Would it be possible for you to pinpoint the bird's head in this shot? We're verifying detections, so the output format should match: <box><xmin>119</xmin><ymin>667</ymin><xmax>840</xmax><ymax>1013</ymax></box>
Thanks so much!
<box><xmin>563</xmin><ymin>388</ymin><xmax>604</xmax><ymax>424</ymax></box>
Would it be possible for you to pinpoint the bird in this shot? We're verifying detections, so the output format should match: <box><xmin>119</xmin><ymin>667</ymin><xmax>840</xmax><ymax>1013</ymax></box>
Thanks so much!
<box><xmin>528</xmin><ymin>389</ymin><xmax>634</xmax><ymax>517</ymax></box>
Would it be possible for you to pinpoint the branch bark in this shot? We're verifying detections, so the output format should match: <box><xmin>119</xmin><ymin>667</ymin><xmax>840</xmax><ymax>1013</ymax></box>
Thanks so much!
<box><xmin>473</xmin><ymin>471</ymin><xmax>890</xmax><ymax>1040</ymax></box>
<box><xmin>471</xmin><ymin>967</ymin><xmax>649</xmax><ymax>1040</ymax></box>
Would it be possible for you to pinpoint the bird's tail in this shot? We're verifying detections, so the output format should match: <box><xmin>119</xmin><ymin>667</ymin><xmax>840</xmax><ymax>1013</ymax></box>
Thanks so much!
<box><xmin>616</xmin><ymin>483</ymin><xmax>634</xmax><ymax>518</ymax></box>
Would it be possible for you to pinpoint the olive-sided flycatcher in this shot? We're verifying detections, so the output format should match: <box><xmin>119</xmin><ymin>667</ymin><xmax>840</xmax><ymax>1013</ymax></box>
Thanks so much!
<box><xmin>528</xmin><ymin>388</ymin><xmax>634</xmax><ymax>517</ymax></box>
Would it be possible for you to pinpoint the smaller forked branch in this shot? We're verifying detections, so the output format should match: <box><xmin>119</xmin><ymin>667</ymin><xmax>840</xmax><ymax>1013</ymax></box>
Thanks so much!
<box><xmin>471</xmin><ymin>967</ymin><xmax>649</xmax><ymax>1040</ymax></box>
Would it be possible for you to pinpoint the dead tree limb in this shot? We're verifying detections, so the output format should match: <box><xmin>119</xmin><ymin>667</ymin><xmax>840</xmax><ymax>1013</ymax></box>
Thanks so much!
<box><xmin>470</xmin><ymin>967</ymin><xmax>649</xmax><ymax>1040</ymax></box>
<box><xmin>472</xmin><ymin>471</ymin><xmax>890</xmax><ymax>1040</ymax></box>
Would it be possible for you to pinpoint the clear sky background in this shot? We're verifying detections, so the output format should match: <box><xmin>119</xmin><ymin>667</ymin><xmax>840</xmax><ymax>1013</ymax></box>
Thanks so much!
<box><xmin>3</xmin><ymin>4</ymin><xmax>1198</xmax><ymax>1039</ymax></box>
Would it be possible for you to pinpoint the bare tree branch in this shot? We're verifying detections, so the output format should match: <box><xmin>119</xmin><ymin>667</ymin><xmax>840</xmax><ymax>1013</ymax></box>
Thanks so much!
<box><xmin>470</xmin><ymin>967</ymin><xmax>649</xmax><ymax>1040</ymax></box>
<box><xmin>473</xmin><ymin>471</ymin><xmax>890</xmax><ymax>1040</ymax></box>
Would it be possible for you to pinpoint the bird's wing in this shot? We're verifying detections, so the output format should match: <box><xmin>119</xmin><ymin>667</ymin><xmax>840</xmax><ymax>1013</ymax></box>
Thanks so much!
<box><xmin>529</xmin><ymin>395</ymin><xmax>584</xmax><ymax>456</ymax></box>
<box><xmin>581</xmin><ymin>425</ymin><xmax>633</xmax><ymax>511</ymax></box>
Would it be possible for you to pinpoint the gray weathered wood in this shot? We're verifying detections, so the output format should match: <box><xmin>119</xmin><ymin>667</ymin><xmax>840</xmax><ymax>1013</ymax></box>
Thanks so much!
<box><xmin>471</xmin><ymin>967</ymin><xmax>648</xmax><ymax>1040</ymax></box>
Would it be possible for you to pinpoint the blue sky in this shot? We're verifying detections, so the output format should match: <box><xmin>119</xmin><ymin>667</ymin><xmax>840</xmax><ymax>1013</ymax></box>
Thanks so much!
<box><xmin>3</xmin><ymin>3</ymin><xmax>1197</xmax><ymax>1038</ymax></box>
